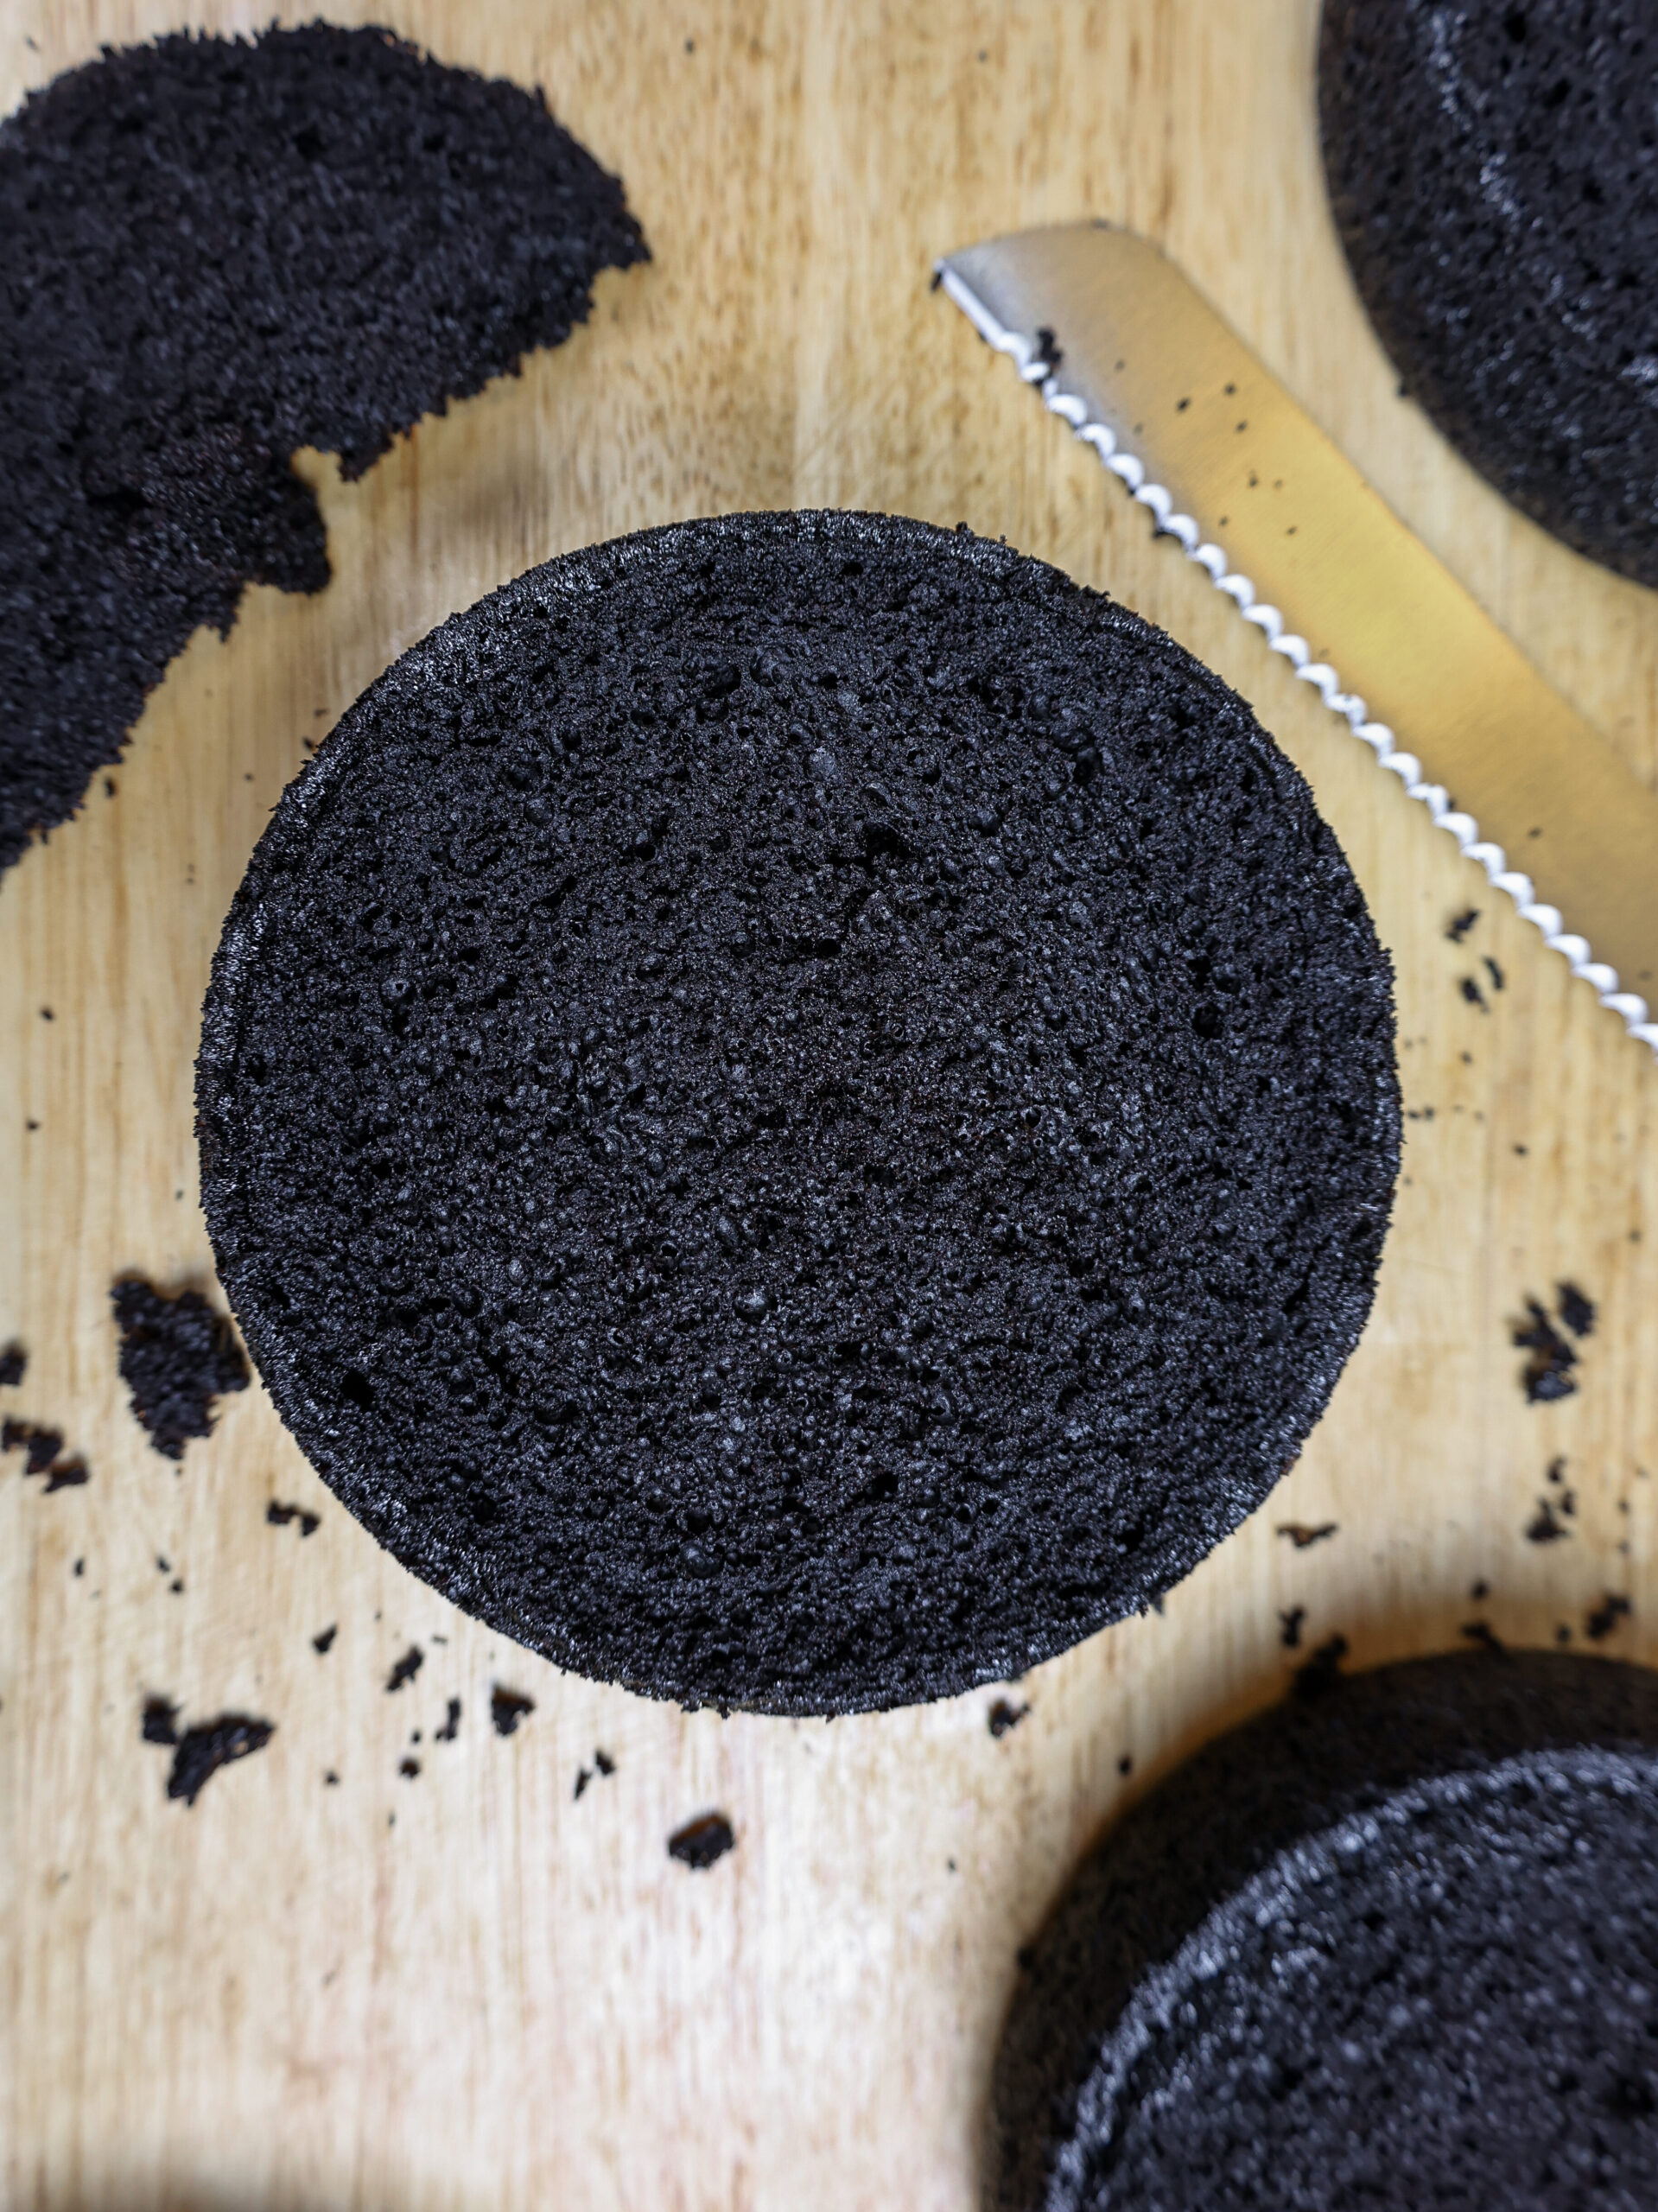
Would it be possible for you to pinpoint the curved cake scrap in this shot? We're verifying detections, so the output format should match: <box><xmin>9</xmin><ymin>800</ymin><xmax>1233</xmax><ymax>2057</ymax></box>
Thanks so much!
<box><xmin>0</xmin><ymin>22</ymin><xmax>646</xmax><ymax>875</ymax></box>
<box><xmin>197</xmin><ymin>510</ymin><xmax>1399</xmax><ymax>1714</ymax></box>
<box><xmin>1320</xmin><ymin>0</ymin><xmax>1658</xmax><ymax>588</ymax></box>
<box><xmin>989</xmin><ymin>1649</ymin><xmax>1658</xmax><ymax>2210</ymax></box>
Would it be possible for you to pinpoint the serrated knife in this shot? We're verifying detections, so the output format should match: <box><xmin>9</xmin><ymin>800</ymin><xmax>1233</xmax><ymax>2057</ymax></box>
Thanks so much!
<box><xmin>935</xmin><ymin>222</ymin><xmax>1658</xmax><ymax>1056</ymax></box>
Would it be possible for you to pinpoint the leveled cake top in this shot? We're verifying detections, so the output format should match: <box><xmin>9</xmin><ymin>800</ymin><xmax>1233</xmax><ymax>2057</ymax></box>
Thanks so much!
<box><xmin>199</xmin><ymin>511</ymin><xmax>1398</xmax><ymax>1713</ymax></box>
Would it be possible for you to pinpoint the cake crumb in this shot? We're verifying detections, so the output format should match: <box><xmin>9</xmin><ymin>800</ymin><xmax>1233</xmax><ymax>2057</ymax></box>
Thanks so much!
<box><xmin>1586</xmin><ymin>1592</ymin><xmax>1632</xmax><ymax>1642</ymax></box>
<box><xmin>111</xmin><ymin>1277</ymin><xmax>248</xmax><ymax>1459</ymax></box>
<box><xmin>1276</xmin><ymin>1522</ymin><xmax>1338</xmax><ymax>1549</ymax></box>
<box><xmin>668</xmin><ymin>1811</ymin><xmax>735</xmax><ymax>1869</ymax></box>
<box><xmin>491</xmin><ymin>1686</ymin><xmax>535</xmax><ymax>1737</ymax></box>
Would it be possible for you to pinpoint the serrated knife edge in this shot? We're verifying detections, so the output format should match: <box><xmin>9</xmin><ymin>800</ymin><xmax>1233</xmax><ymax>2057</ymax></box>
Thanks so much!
<box><xmin>935</xmin><ymin>226</ymin><xmax>1658</xmax><ymax>1058</ymax></box>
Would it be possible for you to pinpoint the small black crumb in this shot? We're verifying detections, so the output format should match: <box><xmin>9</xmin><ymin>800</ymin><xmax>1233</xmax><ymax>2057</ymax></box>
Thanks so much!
<box><xmin>3</xmin><ymin>1417</ymin><xmax>89</xmax><ymax>1491</ymax></box>
<box><xmin>385</xmin><ymin>1644</ymin><xmax>422</xmax><ymax>1693</ymax></box>
<box><xmin>169</xmin><ymin>1578</ymin><xmax>183</xmax><ymax>1593</ymax></box>
<box><xmin>1558</xmin><ymin>1281</ymin><xmax>1597</xmax><ymax>1338</ymax></box>
<box><xmin>1470</xmin><ymin>1579</ymin><xmax>1490</xmax><ymax>1600</ymax></box>
<box><xmin>1445</xmin><ymin>907</ymin><xmax>1480</xmax><ymax>942</ymax></box>
<box><xmin>988</xmin><ymin>1696</ymin><xmax>1030</xmax><ymax>1738</ymax></box>
<box><xmin>576</xmin><ymin>1742</ymin><xmax>617</xmax><ymax>1796</ymax></box>
<box><xmin>1276</xmin><ymin>1521</ymin><xmax>1338</xmax><ymax>1549</ymax></box>
<box><xmin>668</xmin><ymin>1811</ymin><xmax>735</xmax><ymax>1870</ymax></box>
<box><xmin>410</xmin><ymin>1731</ymin><xmax>421</xmax><ymax>1744</ymax></box>
<box><xmin>1514</xmin><ymin>1297</ymin><xmax>1579</xmax><ymax>1402</ymax></box>
<box><xmin>325</xmin><ymin>1769</ymin><xmax>340</xmax><ymax>1785</ymax></box>
<box><xmin>1460</xmin><ymin>976</ymin><xmax>1489</xmax><ymax>1011</ymax></box>
<box><xmin>105</xmin><ymin>777</ymin><xmax>116</xmax><ymax>797</ymax></box>
<box><xmin>1587</xmin><ymin>1592</ymin><xmax>1633</xmax><ymax>1642</ymax></box>
<box><xmin>1527</xmin><ymin>1498</ymin><xmax>1570</xmax><ymax>1543</ymax></box>
<box><xmin>111</xmin><ymin>1277</ymin><xmax>249</xmax><ymax>1459</ymax></box>
<box><xmin>141</xmin><ymin>1694</ymin><xmax>181</xmax><ymax>1745</ymax></box>
<box><xmin>5</xmin><ymin>1419</ymin><xmax>61</xmax><ymax>1472</ymax></box>
<box><xmin>166</xmin><ymin>1713</ymin><xmax>275</xmax><ymax>1805</ymax></box>
<box><xmin>1547</xmin><ymin>1455</ymin><xmax>1567</xmax><ymax>1484</ymax></box>
<box><xmin>435</xmin><ymin>1697</ymin><xmax>461</xmax><ymax>1742</ymax></box>
<box><xmin>491</xmin><ymin>1686</ymin><xmax>535</xmax><ymax>1737</ymax></box>
<box><xmin>73</xmin><ymin>1558</ymin><xmax>83</xmax><ymax>1577</ymax></box>
<box><xmin>39</xmin><ymin>1006</ymin><xmax>52</xmax><ymax>1020</ymax></box>
<box><xmin>0</xmin><ymin>1344</ymin><xmax>25</xmax><ymax>1388</ymax></box>
<box><xmin>1461</xmin><ymin>1620</ymin><xmax>1507</xmax><ymax>1655</ymax></box>
<box><xmin>156</xmin><ymin>1555</ymin><xmax>169</xmax><ymax>1573</ymax></box>
<box><xmin>1118</xmin><ymin>1754</ymin><xmax>1134</xmax><ymax>1776</ymax></box>
<box><xmin>1514</xmin><ymin>1144</ymin><xmax>1528</xmax><ymax>1156</ymax></box>
<box><xmin>1279</xmin><ymin>1605</ymin><xmax>1306</xmax><ymax>1649</ymax></box>
<box><xmin>312</xmin><ymin>1624</ymin><xmax>337</xmax><ymax>1655</ymax></box>
<box><xmin>266</xmin><ymin>1499</ymin><xmax>320</xmax><ymax>1534</ymax></box>
<box><xmin>1293</xmin><ymin>1633</ymin><xmax>1350</xmax><ymax>1699</ymax></box>
<box><xmin>1483</xmin><ymin>955</ymin><xmax>1505</xmax><ymax>992</ymax></box>
<box><xmin>399</xmin><ymin>1757</ymin><xmax>420</xmax><ymax>1778</ymax></box>
<box><xmin>1016</xmin><ymin>1944</ymin><xmax>1038</xmax><ymax>1974</ymax></box>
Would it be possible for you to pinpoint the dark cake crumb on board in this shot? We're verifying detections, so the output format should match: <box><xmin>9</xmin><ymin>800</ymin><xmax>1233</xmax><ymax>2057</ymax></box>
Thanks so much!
<box><xmin>140</xmin><ymin>1695</ymin><xmax>275</xmax><ymax>1806</ymax></box>
<box><xmin>668</xmin><ymin>1812</ymin><xmax>735</xmax><ymax>1870</ymax></box>
<box><xmin>1513</xmin><ymin>1294</ymin><xmax>1580</xmax><ymax>1405</ymax></box>
<box><xmin>491</xmin><ymin>1688</ymin><xmax>535</xmax><ymax>1738</ymax></box>
<box><xmin>111</xmin><ymin>1278</ymin><xmax>248</xmax><ymax>1459</ymax></box>
<box><xmin>988</xmin><ymin>1697</ymin><xmax>1030</xmax><ymax>1738</ymax></box>
<box><xmin>0</xmin><ymin>23</ymin><xmax>647</xmax><ymax>876</ymax></box>
<box><xmin>384</xmin><ymin>1645</ymin><xmax>423</xmax><ymax>1694</ymax></box>
<box><xmin>2</xmin><ymin>1415</ymin><xmax>88</xmax><ymax>1491</ymax></box>
<box><xmin>0</xmin><ymin>1343</ymin><xmax>25</xmax><ymax>1388</ymax></box>
<box><xmin>989</xmin><ymin>1650</ymin><xmax>1658</xmax><ymax>2211</ymax></box>
<box><xmin>1321</xmin><ymin>1</ymin><xmax>1658</xmax><ymax>588</ymax></box>
<box><xmin>196</xmin><ymin>510</ymin><xmax>1400</xmax><ymax>1717</ymax></box>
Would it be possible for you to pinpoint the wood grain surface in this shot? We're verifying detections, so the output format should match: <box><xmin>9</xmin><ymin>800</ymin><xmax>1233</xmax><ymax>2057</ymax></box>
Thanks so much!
<box><xmin>3</xmin><ymin>4</ymin><xmax>1656</xmax><ymax>2208</ymax></box>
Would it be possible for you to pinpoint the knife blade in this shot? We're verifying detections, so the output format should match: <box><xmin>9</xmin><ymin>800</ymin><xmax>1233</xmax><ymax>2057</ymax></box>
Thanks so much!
<box><xmin>935</xmin><ymin>222</ymin><xmax>1658</xmax><ymax>1055</ymax></box>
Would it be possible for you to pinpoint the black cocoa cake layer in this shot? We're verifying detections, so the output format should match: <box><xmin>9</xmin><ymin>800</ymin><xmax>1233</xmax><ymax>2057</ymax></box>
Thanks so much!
<box><xmin>989</xmin><ymin>1649</ymin><xmax>1658</xmax><ymax>2212</ymax></box>
<box><xmin>1320</xmin><ymin>2</ymin><xmax>1658</xmax><ymax>589</ymax></box>
<box><xmin>197</xmin><ymin>510</ymin><xmax>1399</xmax><ymax>1714</ymax></box>
<box><xmin>0</xmin><ymin>23</ymin><xmax>645</xmax><ymax>877</ymax></box>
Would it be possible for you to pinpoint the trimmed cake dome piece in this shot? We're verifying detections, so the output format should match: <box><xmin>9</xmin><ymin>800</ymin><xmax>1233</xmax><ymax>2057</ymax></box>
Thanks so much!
<box><xmin>989</xmin><ymin>1649</ymin><xmax>1658</xmax><ymax>2211</ymax></box>
<box><xmin>0</xmin><ymin>22</ymin><xmax>646</xmax><ymax>877</ymax></box>
<box><xmin>197</xmin><ymin>511</ymin><xmax>1399</xmax><ymax>1714</ymax></box>
<box><xmin>1320</xmin><ymin>0</ymin><xmax>1658</xmax><ymax>589</ymax></box>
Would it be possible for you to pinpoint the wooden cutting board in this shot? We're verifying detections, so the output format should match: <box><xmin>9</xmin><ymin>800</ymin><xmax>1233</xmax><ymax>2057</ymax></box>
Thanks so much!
<box><xmin>4</xmin><ymin>3</ymin><xmax>1656</xmax><ymax>2207</ymax></box>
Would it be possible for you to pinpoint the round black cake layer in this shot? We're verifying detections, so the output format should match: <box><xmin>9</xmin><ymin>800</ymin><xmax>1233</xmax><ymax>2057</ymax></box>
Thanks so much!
<box><xmin>990</xmin><ymin>1650</ymin><xmax>1658</xmax><ymax>2212</ymax></box>
<box><xmin>197</xmin><ymin>510</ymin><xmax>1399</xmax><ymax>1714</ymax></box>
<box><xmin>1320</xmin><ymin>2</ymin><xmax>1658</xmax><ymax>589</ymax></box>
<box><xmin>0</xmin><ymin>23</ymin><xmax>645</xmax><ymax>876</ymax></box>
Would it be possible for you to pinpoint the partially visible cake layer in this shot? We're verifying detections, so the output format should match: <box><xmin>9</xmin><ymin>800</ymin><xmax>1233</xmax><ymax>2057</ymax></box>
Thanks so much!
<box><xmin>1320</xmin><ymin>1</ymin><xmax>1658</xmax><ymax>588</ymax></box>
<box><xmin>0</xmin><ymin>23</ymin><xmax>646</xmax><ymax>874</ymax></box>
<box><xmin>198</xmin><ymin>510</ymin><xmax>1399</xmax><ymax>1714</ymax></box>
<box><xmin>991</xmin><ymin>1651</ymin><xmax>1658</xmax><ymax>2211</ymax></box>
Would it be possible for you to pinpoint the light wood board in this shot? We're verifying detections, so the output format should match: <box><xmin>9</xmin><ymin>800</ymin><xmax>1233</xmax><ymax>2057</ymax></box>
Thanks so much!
<box><xmin>3</xmin><ymin>4</ymin><xmax>1657</xmax><ymax>2208</ymax></box>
